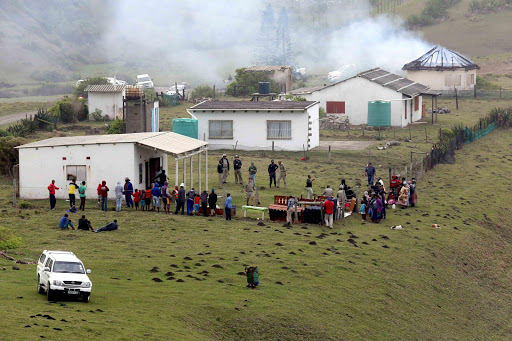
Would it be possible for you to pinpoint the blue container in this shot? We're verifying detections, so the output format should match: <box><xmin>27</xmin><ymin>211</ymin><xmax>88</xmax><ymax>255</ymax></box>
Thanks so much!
<box><xmin>172</xmin><ymin>118</ymin><xmax>198</xmax><ymax>139</ymax></box>
<box><xmin>258</xmin><ymin>82</ymin><xmax>270</xmax><ymax>94</ymax></box>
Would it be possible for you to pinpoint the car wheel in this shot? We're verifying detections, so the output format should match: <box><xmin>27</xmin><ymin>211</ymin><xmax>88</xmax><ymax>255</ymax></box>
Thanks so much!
<box><xmin>82</xmin><ymin>293</ymin><xmax>90</xmax><ymax>303</ymax></box>
<box><xmin>47</xmin><ymin>283</ymin><xmax>54</xmax><ymax>301</ymax></box>
<box><xmin>37</xmin><ymin>276</ymin><xmax>44</xmax><ymax>294</ymax></box>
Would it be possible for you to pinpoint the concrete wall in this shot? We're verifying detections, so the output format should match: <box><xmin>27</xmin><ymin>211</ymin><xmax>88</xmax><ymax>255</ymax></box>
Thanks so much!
<box><xmin>406</xmin><ymin>69</ymin><xmax>477</xmax><ymax>91</ymax></box>
<box><xmin>125</xmin><ymin>101</ymin><xmax>151</xmax><ymax>133</ymax></box>
<box><xmin>192</xmin><ymin>103</ymin><xmax>319</xmax><ymax>151</ymax></box>
<box><xmin>87</xmin><ymin>91</ymin><xmax>124</xmax><ymax>119</ymax></box>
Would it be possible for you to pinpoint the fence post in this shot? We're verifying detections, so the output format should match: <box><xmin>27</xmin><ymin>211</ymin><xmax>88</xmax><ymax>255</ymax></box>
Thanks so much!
<box><xmin>455</xmin><ymin>87</ymin><xmax>458</xmax><ymax>110</ymax></box>
<box><xmin>13</xmin><ymin>179</ymin><xmax>17</xmax><ymax>207</ymax></box>
<box><xmin>328</xmin><ymin>145</ymin><xmax>331</xmax><ymax>162</ymax></box>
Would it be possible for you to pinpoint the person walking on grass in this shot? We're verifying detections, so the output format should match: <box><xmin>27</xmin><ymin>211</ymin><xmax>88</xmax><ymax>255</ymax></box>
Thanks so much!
<box><xmin>78</xmin><ymin>181</ymin><xmax>87</xmax><ymax>211</ymax></box>
<box><xmin>175</xmin><ymin>183</ymin><xmax>186</xmax><ymax>215</ymax></box>
<box><xmin>100</xmin><ymin>181</ymin><xmax>109</xmax><ymax>212</ymax></box>
<box><xmin>268</xmin><ymin>160</ymin><xmax>278</xmax><ymax>188</ymax></box>
<box><xmin>305</xmin><ymin>175</ymin><xmax>315</xmax><ymax>199</ymax></box>
<box><xmin>152</xmin><ymin>182</ymin><xmax>161</xmax><ymax>213</ymax></box>
<box><xmin>186</xmin><ymin>187</ymin><xmax>196</xmax><ymax>216</ymax></box>
<box><xmin>161</xmin><ymin>181</ymin><xmax>171</xmax><ymax>214</ymax></box>
<box><xmin>224</xmin><ymin>193</ymin><xmax>232</xmax><ymax>220</ymax></box>
<box><xmin>245</xmin><ymin>177</ymin><xmax>254</xmax><ymax>206</ymax></box>
<box><xmin>59</xmin><ymin>214</ymin><xmax>74</xmax><ymax>230</ymax></box>
<box><xmin>322</xmin><ymin>197</ymin><xmax>335</xmax><ymax>229</ymax></box>
<box><xmin>68</xmin><ymin>178</ymin><xmax>78</xmax><ymax>208</ymax></box>
<box><xmin>277</xmin><ymin>160</ymin><xmax>287</xmax><ymax>189</ymax></box>
<box><xmin>48</xmin><ymin>180</ymin><xmax>59</xmax><ymax>210</ymax></box>
<box><xmin>124</xmin><ymin>177</ymin><xmax>134</xmax><ymax>208</ymax></box>
<box><xmin>115</xmin><ymin>181</ymin><xmax>123</xmax><ymax>212</ymax></box>
<box><xmin>364</xmin><ymin>162</ymin><xmax>376</xmax><ymax>187</ymax></box>
<box><xmin>286</xmin><ymin>195</ymin><xmax>296</xmax><ymax>224</ymax></box>
<box><xmin>208</xmin><ymin>189</ymin><xmax>217</xmax><ymax>216</ymax></box>
<box><xmin>248</xmin><ymin>162</ymin><xmax>257</xmax><ymax>187</ymax></box>
<box><xmin>234</xmin><ymin>155</ymin><xmax>243</xmax><ymax>184</ymax></box>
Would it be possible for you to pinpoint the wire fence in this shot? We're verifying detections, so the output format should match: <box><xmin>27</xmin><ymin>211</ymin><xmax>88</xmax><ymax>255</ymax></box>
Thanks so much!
<box><xmin>439</xmin><ymin>88</ymin><xmax>512</xmax><ymax>100</ymax></box>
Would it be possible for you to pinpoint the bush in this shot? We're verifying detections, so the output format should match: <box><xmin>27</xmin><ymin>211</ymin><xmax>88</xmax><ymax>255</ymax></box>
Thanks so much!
<box><xmin>319</xmin><ymin>107</ymin><xmax>327</xmax><ymax>118</ymax></box>
<box><xmin>0</xmin><ymin>226</ymin><xmax>22</xmax><ymax>250</ymax></box>
<box><xmin>190</xmin><ymin>85</ymin><xmax>215</xmax><ymax>100</ymax></box>
<box><xmin>59</xmin><ymin>102</ymin><xmax>74</xmax><ymax>123</ymax></box>
<box><xmin>476</xmin><ymin>76</ymin><xmax>500</xmax><ymax>90</ymax></box>
<box><xmin>226</xmin><ymin>68</ymin><xmax>281</xmax><ymax>96</ymax></box>
<box><xmin>30</xmin><ymin>70</ymin><xmax>68</xmax><ymax>82</ymax></box>
<box><xmin>72</xmin><ymin>77</ymin><xmax>109</xmax><ymax>99</ymax></box>
<box><xmin>107</xmin><ymin>119</ymin><xmax>123</xmax><ymax>134</ymax></box>
<box><xmin>0</xmin><ymin>136</ymin><xmax>26</xmax><ymax>176</ymax></box>
<box><xmin>7</xmin><ymin>118</ymin><xmax>38</xmax><ymax>137</ymax></box>
<box><xmin>91</xmin><ymin>109</ymin><xmax>103</xmax><ymax>121</ymax></box>
<box><xmin>18</xmin><ymin>200</ymin><xmax>30</xmax><ymax>209</ymax></box>
<box><xmin>441</xmin><ymin>128</ymin><xmax>455</xmax><ymax>142</ymax></box>
<box><xmin>0</xmin><ymin>130</ymin><xmax>9</xmax><ymax>137</ymax></box>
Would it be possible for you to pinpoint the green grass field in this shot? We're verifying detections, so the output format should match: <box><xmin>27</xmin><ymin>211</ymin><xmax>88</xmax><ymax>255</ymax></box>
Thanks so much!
<box><xmin>1</xmin><ymin>126</ymin><xmax>512</xmax><ymax>340</ymax></box>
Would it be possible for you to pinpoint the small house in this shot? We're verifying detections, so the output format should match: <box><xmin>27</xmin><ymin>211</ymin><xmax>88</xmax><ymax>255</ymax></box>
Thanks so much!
<box><xmin>402</xmin><ymin>46</ymin><xmax>480</xmax><ymax>91</ymax></box>
<box><xmin>244</xmin><ymin>66</ymin><xmax>293</xmax><ymax>93</ymax></box>
<box><xmin>286</xmin><ymin>68</ymin><xmax>439</xmax><ymax>127</ymax></box>
<box><xmin>16</xmin><ymin>132</ymin><xmax>208</xmax><ymax>199</ymax></box>
<box><xmin>189</xmin><ymin>100</ymin><xmax>319</xmax><ymax>151</ymax></box>
<box><xmin>85</xmin><ymin>84</ymin><xmax>125</xmax><ymax>119</ymax></box>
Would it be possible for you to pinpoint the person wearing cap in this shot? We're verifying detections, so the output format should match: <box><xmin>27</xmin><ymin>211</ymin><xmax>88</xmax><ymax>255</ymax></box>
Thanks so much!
<box><xmin>219</xmin><ymin>154</ymin><xmax>230</xmax><ymax>184</ymax></box>
<box><xmin>322</xmin><ymin>197</ymin><xmax>335</xmax><ymax>229</ymax></box>
<box><xmin>233</xmin><ymin>155</ymin><xmax>243</xmax><ymax>184</ymax></box>
<box><xmin>267</xmin><ymin>160</ymin><xmax>278</xmax><ymax>188</ymax></box>
<box><xmin>277</xmin><ymin>160</ymin><xmax>287</xmax><ymax>188</ymax></box>
<box><xmin>175</xmin><ymin>183</ymin><xmax>186</xmax><ymax>215</ymax></box>
<box><xmin>248</xmin><ymin>162</ymin><xmax>257</xmax><ymax>188</ymax></box>
<box><xmin>123</xmin><ymin>177</ymin><xmax>134</xmax><ymax>208</ymax></box>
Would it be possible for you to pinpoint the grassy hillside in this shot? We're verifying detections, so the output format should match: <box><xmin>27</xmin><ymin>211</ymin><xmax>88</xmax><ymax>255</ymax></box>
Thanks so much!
<box><xmin>0</xmin><ymin>126</ymin><xmax>511</xmax><ymax>340</ymax></box>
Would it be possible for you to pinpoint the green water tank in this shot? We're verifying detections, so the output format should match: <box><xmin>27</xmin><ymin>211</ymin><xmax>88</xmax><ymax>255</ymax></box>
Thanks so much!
<box><xmin>172</xmin><ymin>118</ymin><xmax>198</xmax><ymax>139</ymax></box>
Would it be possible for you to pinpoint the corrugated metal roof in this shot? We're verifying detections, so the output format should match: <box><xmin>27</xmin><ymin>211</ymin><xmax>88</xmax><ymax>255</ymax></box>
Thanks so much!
<box><xmin>85</xmin><ymin>84</ymin><xmax>126</xmax><ymax>93</ymax></box>
<box><xmin>16</xmin><ymin>132</ymin><xmax>207</xmax><ymax>156</ymax></box>
<box><xmin>402</xmin><ymin>45</ymin><xmax>479</xmax><ymax>71</ymax></box>
<box><xmin>190</xmin><ymin>100</ymin><xmax>318</xmax><ymax>110</ymax></box>
<box><xmin>245</xmin><ymin>65</ymin><xmax>292</xmax><ymax>72</ymax></box>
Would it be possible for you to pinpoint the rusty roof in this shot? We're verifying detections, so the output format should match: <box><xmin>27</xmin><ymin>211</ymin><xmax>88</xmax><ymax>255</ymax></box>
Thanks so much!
<box><xmin>85</xmin><ymin>84</ymin><xmax>126</xmax><ymax>93</ymax></box>
<box><xmin>190</xmin><ymin>100</ymin><xmax>318</xmax><ymax>111</ymax></box>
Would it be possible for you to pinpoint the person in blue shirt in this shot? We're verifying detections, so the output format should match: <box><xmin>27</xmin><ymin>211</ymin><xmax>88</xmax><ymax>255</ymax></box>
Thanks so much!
<box><xmin>59</xmin><ymin>214</ymin><xmax>74</xmax><ymax>230</ymax></box>
<box><xmin>364</xmin><ymin>162</ymin><xmax>376</xmax><ymax>186</ymax></box>
<box><xmin>66</xmin><ymin>205</ymin><xmax>77</xmax><ymax>213</ymax></box>
<box><xmin>151</xmin><ymin>183</ymin><xmax>161</xmax><ymax>212</ymax></box>
<box><xmin>224</xmin><ymin>193</ymin><xmax>232</xmax><ymax>220</ymax></box>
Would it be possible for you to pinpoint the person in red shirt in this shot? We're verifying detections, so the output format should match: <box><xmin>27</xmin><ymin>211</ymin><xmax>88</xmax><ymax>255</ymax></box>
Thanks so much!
<box><xmin>100</xmin><ymin>181</ymin><xmax>109</xmax><ymax>211</ymax></box>
<box><xmin>322</xmin><ymin>197</ymin><xmax>335</xmax><ymax>229</ymax></box>
<box><xmin>96</xmin><ymin>182</ymin><xmax>103</xmax><ymax>207</ymax></box>
<box><xmin>47</xmin><ymin>180</ymin><xmax>59</xmax><ymax>210</ymax></box>
<box><xmin>132</xmin><ymin>189</ymin><xmax>141</xmax><ymax>211</ymax></box>
<box><xmin>145</xmin><ymin>186</ymin><xmax>153</xmax><ymax>211</ymax></box>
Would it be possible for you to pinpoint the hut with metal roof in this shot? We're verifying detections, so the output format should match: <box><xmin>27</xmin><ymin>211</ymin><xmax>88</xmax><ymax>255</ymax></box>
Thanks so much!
<box><xmin>85</xmin><ymin>84</ymin><xmax>126</xmax><ymax>119</ymax></box>
<box><xmin>402</xmin><ymin>46</ymin><xmax>480</xmax><ymax>91</ymax></box>
<box><xmin>283</xmin><ymin>68</ymin><xmax>439</xmax><ymax>127</ymax></box>
<box><xmin>16</xmin><ymin>132</ymin><xmax>209</xmax><ymax>199</ymax></box>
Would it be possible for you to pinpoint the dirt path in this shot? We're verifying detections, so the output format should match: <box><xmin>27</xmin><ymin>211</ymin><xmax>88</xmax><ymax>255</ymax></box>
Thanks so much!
<box><xmin>315</xmin><ymin>140</ymin><xmax>375</xmax><ymax>151</ymax></box>
<box><xmin>0</xmin><ymin>111</ymin><xmax>37</xmax><ymax>126</ymax></box>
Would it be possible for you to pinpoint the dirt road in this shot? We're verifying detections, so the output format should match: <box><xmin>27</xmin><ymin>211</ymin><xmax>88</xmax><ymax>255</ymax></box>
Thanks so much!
<box><xmin>0</xmin><ymin>111</ymin><xmax>37</xmax><ymax>126</ymax></box>
<box><xmin>314</xmin><ymin>140</ymin><xmax>375</xmax><ymax>151</ymax></box>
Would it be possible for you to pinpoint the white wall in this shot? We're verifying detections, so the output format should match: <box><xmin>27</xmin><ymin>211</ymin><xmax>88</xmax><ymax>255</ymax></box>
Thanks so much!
<box><xmin>406</xmin><ymin>69</ymin><xmax>477</xmax><ymax>91</ymax></box>
<box><xmin>19</xmin><ymin>143</ymin><xmax>138</xmax><ymax>200</ymax></box>
<box><xmin>87</xmin><ymin>91</ymin><xmax>124</xmax><ymax>119</ymax></box>
<box><xmin>193</xmin><ymin>104</ymin><xmax>319</xmax><ymax>151</ymax></box>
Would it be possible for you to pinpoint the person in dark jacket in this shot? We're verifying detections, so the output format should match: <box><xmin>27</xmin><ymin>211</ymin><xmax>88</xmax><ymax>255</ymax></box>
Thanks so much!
<box><xmin>268</xmin><ymin>160</ymin><xmax>278</xmax><ymax>188</ymax></box>
<box><xmin>78</xmin><ymin>215</ymin><xmax>94</xmax><ymax>232</ymax></box>
<box><xmin>219</xmin><ymin>154</ymin><xmax>230</xmax><ymax>184</ymax></box>
<box><xmin>217</xmin><ymin>160</ymin><xmax>224</xmax><ymax>187</ymax></box>
<box><xmin>123</xmin><ymin>177</ymin><xmax>134</xmax><ymax>208</ymax></box>
<box><xmin>208</xmin><ymin>189</ymin><xmax>217</xmax><ymax>216</ymax></box>
<box><xmin>233</xmin><ymin>155</ymin><xmax>242</xmax><ymax>184</ymax></box>
<box><xmin>200</xmin><ymin>190</ymin><xmax>208</xmax><ymax>217</ymax></box>
<box><xmin>186</xmin><ymin>187</ymin><xmax>196</xmax><ymax>216</ymax></box>
<box><xmin>153</xmin><ymin>169</ymin><xmax>169</xmax><ymax>187</ymax></box>
<box><xmin>94</xmin><ymin>220</ymin><xmax>118</xmax><ymax>233</ymax></box>
<box><xmin>175</xmin><ymin>183</ymin><xmax>186</xmax><ymax>215</ymax></box>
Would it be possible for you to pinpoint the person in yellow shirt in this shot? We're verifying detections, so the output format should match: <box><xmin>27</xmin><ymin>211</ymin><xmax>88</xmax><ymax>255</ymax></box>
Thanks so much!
<box><xmin>68</xmin><ymin>179</ymin><xmax>78</xmax><ymax>208</ymax></box>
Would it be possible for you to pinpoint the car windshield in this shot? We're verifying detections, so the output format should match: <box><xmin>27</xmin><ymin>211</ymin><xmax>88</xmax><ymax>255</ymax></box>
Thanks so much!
<box><xmin>139</xmin><ymin>77</ymin><xmax>151</xmax><ymax>82</ymax></box>
<box><xmin>53</xmin><ymin>261</ymin><xmax>85</xmax><ymax>274</ymax></box>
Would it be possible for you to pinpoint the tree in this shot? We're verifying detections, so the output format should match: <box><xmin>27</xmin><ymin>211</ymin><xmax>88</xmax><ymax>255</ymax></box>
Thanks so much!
<box><xmin>72</xmin><ymin>77</ymin><xmax>109</xmax><ymax>99</ymax></box>
<box><xmin>274</xmin><ymin>9</ymin><xmax>293</xmax><ymax>65</ymax></box>
<box><xmin>254</xmin><ymin>4</ymin><xmax>276</xmax><ymax>65</ymax></box>
<box><xmin>226</xmin><ymin>68</ymin><xmax>280</xmax><ymax>96</ymax></box>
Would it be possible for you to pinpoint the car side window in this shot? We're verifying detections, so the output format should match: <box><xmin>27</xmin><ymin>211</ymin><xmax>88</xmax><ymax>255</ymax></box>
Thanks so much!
<box><xmin>39</xmin><ymin>254</ymin><xmax>46</xmax><ymax>264</ymax></box>
<box><xmin>48</xmin><ymin>260</ymin><xmax>53</xmax><ymax>271</ymax></box>
<box><xmin>45</xmin><ymin>258</ymin><xmax>51</xmax><ymax>269</ymax></box>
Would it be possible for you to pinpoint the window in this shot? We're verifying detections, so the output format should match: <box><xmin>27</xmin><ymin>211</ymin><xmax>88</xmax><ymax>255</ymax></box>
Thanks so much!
<box><xmin>39</xmin><ymin>254</ymin><xmax>46</xmax><ymax>264</ymax></box>
<box><xmin>267</xmin><ymin>120</ymin><xmax>291</xmax><ymax>140</ymax></box>
<box><xmin>414</xmin><ymin>96</ymin><xmax>419</xmax><ymax>111</ymax></box>
<box><xmin>467</xmin><ymin>74</ymin><xmax>475</xmax><ymax>86</ymax></box>
<box><xmin>326</xmin><ymin>101</ymin><xmax>346</xmax><ymax>114</ymax></box>
<box><xmin>139</xmin><ymin>163</ymin><xmax>143</xmax><ymax>184</ymax></box>
<box><xmin>66</xmin><ymin>165</ymin><xmax>86</xmax><ymax>181</ymax></box>
<box><xmin>209</xmin><ymin>120</ymin><xmax>233</xmax><ymax>139</ymax></box>
<box><xmin>445</xmin><ymin>74</ymin><xmax>461</xmax><ymax>86</ymax></box>
<box><xmin>53</xmin><ymin>261</ymin><xmax>85</xmax><ymax>274</ymax></box>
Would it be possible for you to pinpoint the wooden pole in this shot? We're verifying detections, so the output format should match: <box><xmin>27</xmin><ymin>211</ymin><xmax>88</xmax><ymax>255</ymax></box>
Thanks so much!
<box><xmin>205</xmin><ymin>149</ymin><xmax>209</xmax><ymax>191</ymax></box>
<box><xmin>183</xmin><ymin>158</ymin><xmax>186</xmax><ymax>188</ymax></box>
<box><xmin>13</xmin><ymin>179</ymin><xmax>16</xmax><ymax>207</ymax></box>
<box><xmin>190</xmin><ymin>156</ymin><xmax>193</xmax><ymax>189</ymax></box>
<box><xmin>439</xmin><ymin>127</ymin><xmax>442</xmax><ymax>141</ymax></box>
<box><xmin>328</xmin><ymin>145</ymin><xmax>331</xmax><ymax>162</ymax></box>
<box><xmin>341</xmin><ymin>195</ymin><xmax>345</xmax><ymax>220</ymax></box>
<box><xmin>198</xmin><ymin>152</ymin><xmax>202</xmax><ymax>193</ymax></box>
<box><xmin>175</xmin><ymin>159</ymin><xmax>179</xmax><ymax>186</ymax></box>
<box><xmin>455</xmin><ymin>87</ymin><xmax>458</xmax><ymax>110</ymax></box>
<box><xmin>431</xmin><ymin>96</ymin><xmax>434</xmax><ymax>125</ymax></box>
<box><xmin>408</xmin><ymin>124</ymin><xmax>412</xmax><ymax>140</ymax></box>
<box><xmin>223</xmin><ymin>186</ymin><xmax>226</xmax><ymax>218</ymax></box>
<box><xmin>425</xmin><ymin>127</ymin><xmax>428</xmax><ymax>143</ymax></box>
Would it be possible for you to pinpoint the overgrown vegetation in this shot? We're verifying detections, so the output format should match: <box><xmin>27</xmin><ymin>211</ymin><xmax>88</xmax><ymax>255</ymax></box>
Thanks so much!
<box><xmin>48</xmin><ymin>98</ymin><xmax>88</xmax><ymax>123</ymax></box>
<box><xmin>0</xmin><ymin>226</ymin><xmax>22</xmax><ymax>250</ymax></box>
<box><xmin>190</xmin><ymin>85</ymin><xmax>216</xmax><ymax>100</ymax></box>
<box><xmin>406</xmin><ymin>0</ymin><xmax>460</xmax><ymax>28</ymax></box>
<box><xmin>226</xmin><ymin>68</ymin><xmax>281</xmax><ymax>96</ymax></box>
<box><xmin>107</xmin><ymin>119</ymin><xmax>123</xmax><ymax>134</ymax></box>
<box><xmin>469</xmin><ymin>0</ymin><xmax>512</xmax><ymax>12</ymax></box>
<box><xmin>0</xmin><ymin>136</ymin><xmax>26</xmax><ymax>176</ymax></box>
<box><xmin>476</xmin><ymin>76</ymin><xmax>501</xmax><ymax>90</ymax></box>
<box><xmin>72</xmin><ymin>77</ymin><xmax>109</xmax><ymax>99</ymax></box>
<box><xmin>90</xmin><ymin>109</ymin><xmax>104</xmax><ymax>121</ymax></box>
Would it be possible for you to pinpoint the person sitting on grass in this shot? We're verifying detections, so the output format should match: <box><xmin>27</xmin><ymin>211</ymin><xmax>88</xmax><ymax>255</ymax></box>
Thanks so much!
<box><xmin>94</xmin><ymin>219</ymin><xmax>118</xmax><ymax>233</ymax></box>
<box><xmin>59</xmin><ymin>214</ymin><xmax>75</xmax><ymax>230</ymax></box>
<box><xmin>66</xmin><ymin>205</ymin><xmax>77</xmax><ymax>213</ymax></box>
<box><xmin>78</xmin><ymin>215</ymin><xmax>94</xmax><ymax>232</ymax></box>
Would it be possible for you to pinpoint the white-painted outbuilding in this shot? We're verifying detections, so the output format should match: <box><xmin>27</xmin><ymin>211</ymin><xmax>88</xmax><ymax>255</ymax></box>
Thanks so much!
<box><xmin>85</xmin><ymin>84</ymin><xmax>125</xmax><ymax>119</ymax></box>
<box><xmin>403</xmin><ymin>46</ymin><xmax>480</xmax><ymax>91</ymax></box>
<box><xmin>189</xmin><ymin>101</ymin><xmax>319</xmax><ymax>151</ymax></box>
<box><xmin>285</xmin><ymin>68</ymin><xmax>439</xmax><ymax>127</ymax></box>
<box><xmin>16</xmin><ymin>132</ymin><xmax>208</xmax><ymax>200</ymax></box>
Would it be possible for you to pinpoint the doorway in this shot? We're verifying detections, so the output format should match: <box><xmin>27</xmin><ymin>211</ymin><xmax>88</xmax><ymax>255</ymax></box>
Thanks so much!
<box><xmin>145</xmin><ymin>157</ymin><xmax>160</xmax><ymax>189</ymax></box>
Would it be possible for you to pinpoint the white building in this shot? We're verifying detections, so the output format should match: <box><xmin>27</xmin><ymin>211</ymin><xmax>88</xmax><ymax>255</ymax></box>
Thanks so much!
<box><xmin>85</xmin><ymin>84</ymin><xmax>125</xmax><ymax>119</ymax></box>
<box><xmin>286</xmin><ymin>68</ymin><xmax>439</xmax><ymax>127</ymax></box>
<box><xmin>402</xmin><ymin>46</ymin><xmax>480</xmax><ymax>91</ymax></box>
<box><xmin>189</xmin><ymin>101</ymin><xmax>319</xmax><ymax>151</ymax></box>
<box><xmin>16</xmin><ymin>132</ymin><xmax>208</xmax><ymax>200</ymax></box>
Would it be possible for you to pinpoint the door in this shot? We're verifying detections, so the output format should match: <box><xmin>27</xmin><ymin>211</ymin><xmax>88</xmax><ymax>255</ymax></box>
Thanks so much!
<box><xmin>145</xmin><ymin>158</ymin><xmax>161</xmax><ymax>188</ymax></box>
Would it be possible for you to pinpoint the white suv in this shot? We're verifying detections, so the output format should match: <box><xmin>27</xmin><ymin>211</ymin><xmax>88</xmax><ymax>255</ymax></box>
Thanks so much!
<box><xmin>36</xmin><ymin>250</ymin><xmax>92</xmax><ymax>303</ymax></box>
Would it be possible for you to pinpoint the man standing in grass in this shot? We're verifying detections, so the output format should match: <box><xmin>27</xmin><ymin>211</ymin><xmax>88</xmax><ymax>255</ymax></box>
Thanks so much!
<box><xmin>248</xmin><ymin>162</ymin><xmax>257</xmax><ymax>187</ymax></box>
<box><xmin>233</xmin><ymin>155</ymin><xmax>242</xmax><ymax>184</ymax></box>
<box><xmin>152</xmin><ymin>182</ymin><xmax>161</xmax><ymax>212</ymax></box>
<box><xmin>217</xmin><ymin>160</ymin><xmax>224</xmax><ymax>188</ymax></box>
<box><xmin>365</xmin><ymin>162</ymin><xmax>376</xmax><ymax>187</ymax></box>
<box><xmin>286</xmin><ymin>195</ymin><xmax>296</xmax><ymax>224</ymax></box>
<box><xmin>47</xmin><ymin>180</ymin><xmax>59</xmax><ymax>210</ymax></box>
<box><xmin>220</xmin><ymin>154</ymin><xmax>230</xmax><ymax>184</ymax></box>
<box><xmin>78</xmin><ymin>181</ymin><xmax>87</xmax><ymax>211</ymax></box>
<box><xmin>245</xmin><ymin>177</ymin><xmax>254</xmax><ymax>206</ymax></box>
<box><xmin>305</xmin><ymin>175</ymin><xmax>315</xmax><ymax>199</ymax></box>
<box><xmin>322</xmin><ymin>197</ymin><xmax>335</xmax><ymax>229</ymax></box>
<box><xmin>68</xmin><ymin>178</ymin><xmax>78</xmax><ymax>208</ymax></box>
<box><xmin>124</xmin><ymin>177</ymin><xmax>134</xmax><ymax>209</ymax></box>
<box><xmin>115</xmin><ymin>181</ymin><xmax>123</xmax><ymax>212</ymax></box>
<box><xmin>100</xmin><ymin>181</ymin><xmax>109</xmax><ymax>212</ymax></box>
<box><xmin>175</xmin><ymin>183</ymin><xmax>186</xmax><ymax>215</ymax></box>
<box><xmin>224</xmin><ymin>193</ymin><xmax>232</xmax><ymax>220</ymax></box>
<box><xmin>277</xmin><ymin>160</ymin><xmax>287</xmax><ymax>189</ymax></box>
<box><xmin>268</xmin><ymin>160</ymin><xmax>278</xmax><ymax>188</ymax></box>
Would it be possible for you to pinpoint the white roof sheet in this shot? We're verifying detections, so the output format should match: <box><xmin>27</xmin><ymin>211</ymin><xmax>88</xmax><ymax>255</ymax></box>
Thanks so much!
<box><xmin>16</xmin><ymin>132</ymin><xmax>207</xmax><ymax>156</ymax></box>
<box><xmin>85</xmin><ymin>84</ymin><xmax>126</xmax><ymax>92</ymax></box>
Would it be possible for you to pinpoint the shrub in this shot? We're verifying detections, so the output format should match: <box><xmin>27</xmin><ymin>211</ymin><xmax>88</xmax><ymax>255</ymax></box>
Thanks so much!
<box><xmin>319</xmin><ymin>107</ymin><xmax>327</xmax><ymax>118</ymax></box>
<box><xmin>72</xmin><ymin>76</ymin><xmax>109</xmax><ymax>99</ymax></box>
<box><xmin>7</xmin><ymin>118</ymin><xmax>38</xmax><ymax>137</ymax></box>
<box><xmin>18</xmin><ymin>200</ymin><xmax>30</xmax><ymax>209</ymax></box>
<box><xmin>30</xmin><ymin>70</ymin><xmax>68</xmax><ymax>82</ymax></box>
<box><xmin>226</xmin><ymin>68</ymin><xmax>281</xmax><ymax>96</ymax></box>
<box><xmin>190</xmin><ymin>85</ymin><xmax>215</xmax><ymax>100</ymax></box>
<box><xmin>441</xmin><ymin>128</ymin><xmax>455</xmax><ymax>141</ymax></box>
<box><xmin>0</xmin><ymin>226</ymin><xmax>22</xmax><ymax>250</ymax></box>
<box><xmin>476</xmin><ymin>76</ymin><xmax>500</xmax><ymax>90</ymax></box>
<box><xmin>0</xmin><ymin>136</ymin><xmax>26</xmax><ymax>176</ymax></box>
<box><xmin>59</xmin><ymin>102</ymin><xmax>74</xmax><ymax>123</ymax></box>
<box><xmin>91</xmin><ymin>109</ymin><xmax>103</xmax><ymax>121</ymax></box>
<box><xmin>0</xmin><ymin>130</ymin><xmax>9</xmax><ymax>137</ymax></box>
<box><xmin>107</xmin><ymin>119</ymin><xmax>123</xmax><ymax>134</ymax></box>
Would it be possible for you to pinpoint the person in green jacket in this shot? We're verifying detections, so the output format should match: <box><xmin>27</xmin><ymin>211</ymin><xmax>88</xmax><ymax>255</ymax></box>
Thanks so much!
<box><xmin>217</xmin><ymin>160</ymin><xmax>224</xmax><ymax>188</ymax></box>
<box><xmin>78</xmin><ymin>181</ymin><xmax>87</xmax><ymax>211</ymax></box>
<box><xmin>248</xmin><ymin>162</ymin><xmax>257</xmax><ymax>188</ymax></box>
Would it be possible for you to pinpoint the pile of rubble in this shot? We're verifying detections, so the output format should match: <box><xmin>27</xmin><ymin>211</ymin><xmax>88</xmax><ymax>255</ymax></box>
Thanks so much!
<box><xmin>319</xmin><ymin>115</ymin><xmax>350</xmax><ymax>131</ymax></box>
<box><xmin>427</xmin><ymin>107</ymin><xmax>451</xmax><ymax>114</ymax></box>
